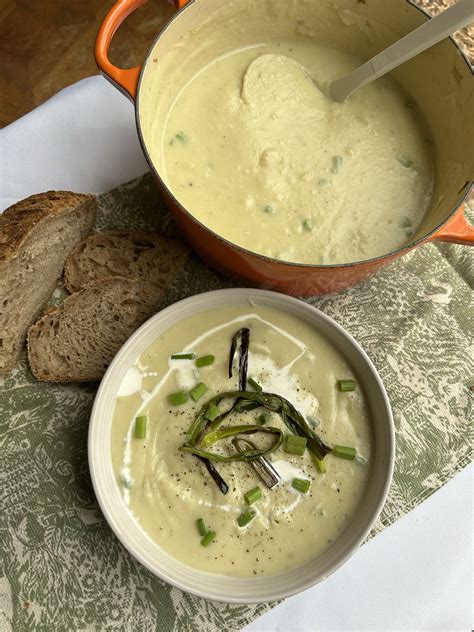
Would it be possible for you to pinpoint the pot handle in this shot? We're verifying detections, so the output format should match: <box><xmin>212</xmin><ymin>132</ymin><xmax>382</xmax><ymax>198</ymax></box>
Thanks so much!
<box><xmin>432</xmin><ymin>204</ymin><xmax>474</xmax><ymax>246</ymax></box>
<box><xmin>95</xmin><ymin>0</ymin><xmax>189</xmax><ymax>100</ymax></box>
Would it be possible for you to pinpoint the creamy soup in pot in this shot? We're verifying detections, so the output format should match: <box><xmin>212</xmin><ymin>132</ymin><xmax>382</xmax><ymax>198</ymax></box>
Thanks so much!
<box><xmin>156</xmin><ymin>41</ymin><xmax>434</xmax><ymax>264</ymax></box>
<box><xmin>111</xmin><ymin>305</ymin><xmax>373</xmax><ymax>576</ymax></box>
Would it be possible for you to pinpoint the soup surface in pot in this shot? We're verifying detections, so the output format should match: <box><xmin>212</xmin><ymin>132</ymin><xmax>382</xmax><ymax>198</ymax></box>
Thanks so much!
<box><xmin>157</xmin><ymin>42</ymin><xmax>434</xmax><ymax>264</ymax></box>
<box><xmin>111</xmin><ymin>304</ymin><xmax>372</xmax><ymax>576</ymax></box>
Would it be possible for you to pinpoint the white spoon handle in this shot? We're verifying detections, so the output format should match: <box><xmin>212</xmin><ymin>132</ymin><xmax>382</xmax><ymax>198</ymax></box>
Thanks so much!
<box><xmin>329</xmin><ymin>0</ymin><xmax>474</xmax><ymax>102</ymax></box>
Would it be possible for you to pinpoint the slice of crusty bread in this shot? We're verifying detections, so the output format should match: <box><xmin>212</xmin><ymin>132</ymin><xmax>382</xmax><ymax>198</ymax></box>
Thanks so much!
<box><xmin>0</xmin><ymin>191</ymin><xmax>96</xmax><ymax>375</ymax></box>
<box><xmin>29</xmin><ymin>231</ymin><xmax>187</xmax><ymax>382</ymax></box>
<box><xmin>27</xmin><ymin>277</ymin><xmax>149</xmax><ymax>382</ymax></box>
<box><xmin>64</xmin><ymin>229</ymin><xmax>187</xmax><ymax>298</ymax></box>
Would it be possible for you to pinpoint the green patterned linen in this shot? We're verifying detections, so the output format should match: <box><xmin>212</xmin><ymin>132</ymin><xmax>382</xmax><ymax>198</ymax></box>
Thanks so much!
<box><xmin>0</xmin><ymin>173</ymin><xmax>472</xmax><ymax>631</ymax></box>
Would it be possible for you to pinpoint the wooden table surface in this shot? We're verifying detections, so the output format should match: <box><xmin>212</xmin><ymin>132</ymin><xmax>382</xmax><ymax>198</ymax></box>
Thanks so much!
<box><xmin>0</xmin><ymin>0</ymin><xmax>472</xmax><ymax>127</ymax></box>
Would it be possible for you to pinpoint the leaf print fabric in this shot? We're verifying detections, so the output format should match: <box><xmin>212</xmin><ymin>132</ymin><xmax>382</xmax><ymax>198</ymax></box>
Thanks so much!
<box><xmin>0</xmin><ymin>173</ymin><xmax>472</xmax><ymax>631</ymax></box>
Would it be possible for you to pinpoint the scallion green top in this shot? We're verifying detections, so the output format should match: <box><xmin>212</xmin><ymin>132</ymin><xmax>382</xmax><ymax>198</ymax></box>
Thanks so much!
<box><xmin>244</xmin><ymin>486</ymin><xmax>262</xmax><ymax>505</ymax></box>
<box><xmin>190</xmin><ymin>382</ymin><xmax>208</xmax><ymax>402</ymax></box>
<box><xmin>337</xmin><ymin>379</ymin><xmax>356</xmax><ymax>392</ymax></box>
<box><xmin>237</xmin><ymin>508</ymin><xmax>257</xmax><ymax>527</ymax></box>
<box><xmin>332</xmin><ymin>445</ymin><xmax>356</xmax><ymax>460</ymax></box>
<box><xmin>168</xmin><ymin>391</ymin><xmax>188</xmax><ymax>406</ymax></box>
<box><xmin>196</xmin><ymin>354</ymin><xmax>215</xmax><ymax>368</ymax></box>
<box><xmin>171</xmin><ymin>352</ymin><xmax>195</xmax><ymax>360</ymax></box>
<box><xmin>134</xmin><ymin>416</ymin><xmax>147</xmax><ymax>439</ymax></box>
<box><xmin>285</xmin><ymin>434</ymin><xmax>307</xmax><ymax>456</ymax></box>
<box><xmin>292</xmin><ymin>478</ymin><xmax>311</xmax><ymax>494</ymax></box>
<box><xmin>247</xmin><ymin>377</ymin><xmax>262</xmax><ymax>392</ymax></box>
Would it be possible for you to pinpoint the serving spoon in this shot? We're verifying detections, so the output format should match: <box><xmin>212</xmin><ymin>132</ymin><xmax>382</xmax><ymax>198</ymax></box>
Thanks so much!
<box><xmin>328</xmin><ymin>0</ymin><xmax>474</xmax><ymax>102</ymax></box>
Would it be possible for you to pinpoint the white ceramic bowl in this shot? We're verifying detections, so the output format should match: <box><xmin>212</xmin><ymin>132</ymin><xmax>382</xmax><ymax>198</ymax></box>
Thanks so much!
<box><xmin>89</xmin><ymin>288</ymin><xmax>394</xmax><ymax>603</ymax></box>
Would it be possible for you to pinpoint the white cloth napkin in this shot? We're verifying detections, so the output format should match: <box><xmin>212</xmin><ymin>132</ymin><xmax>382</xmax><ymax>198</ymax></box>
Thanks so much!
<box><xmin>0</xmin><ymin>76</ymin><xmax>148</xmax><ymax>211</ymax></box>
<box><xmin>0</xmin><ymin>75</ymin><xmax>472</xmax><ymax>631</ymax></box>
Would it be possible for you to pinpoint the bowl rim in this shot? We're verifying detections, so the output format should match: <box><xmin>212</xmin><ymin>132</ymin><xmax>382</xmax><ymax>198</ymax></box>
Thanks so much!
<box><xmin>134</xmin><ymin>0</ymin><xmax>473</xmax><ymax>271</ymax></box>
<box><xmin>88</xmin><ymin>288</ymin><xmax>395</xmax><ymax>602</ymax></box>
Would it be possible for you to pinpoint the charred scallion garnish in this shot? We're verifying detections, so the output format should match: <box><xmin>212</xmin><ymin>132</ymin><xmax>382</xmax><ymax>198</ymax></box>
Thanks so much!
<box><xmin>258</xmin><ymin>413</ymin><xmax>269</xmax><ymax>425</ymax></box>
<box><xmin>228</xmin><ymin>327</ymin><xmax>250</xmax><ymax>390</ymax></box>
<box><xmin>234</xmin><ymin>399</ymin><xmax>261</xmax><ymax>413</ymax></box>
<box><xmin>180</xmin><ymin>328</ymin><xmax>331</xmax><ymax>487</ymax></box>
<box><xmin>181</xmin><ymin>390</ymin><xmax>331</xmax><ymax>463</ymax></box>
<box><xmin>198</xmin><ymin>457</ymin><xmax>229</xmax><ymax>495</ymax></box>
<box><xmin>233</xmin><ymin>437</ymin><xmax>281</xmax><ymax>489</ymax></box>
<box><xmin>182</xmin><ymin>425</ymin><xmax>284</xmax><ymax>462</ymax></box>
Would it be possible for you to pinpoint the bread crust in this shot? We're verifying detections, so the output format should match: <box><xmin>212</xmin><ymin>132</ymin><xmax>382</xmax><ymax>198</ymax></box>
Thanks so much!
<box><xmin>0</xmin><ymin>191</ymin><xmax>96</xmax><ymax>267</ymax></box>
<box><xmin>0</xmin><ymin>191</ymin><xmax>96</xmax><ymax>375</ymax></box>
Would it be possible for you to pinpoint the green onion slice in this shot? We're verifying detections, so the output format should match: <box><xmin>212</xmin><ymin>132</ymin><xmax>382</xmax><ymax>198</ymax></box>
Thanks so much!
<box><xmin>331</xmin><ymin>154</ymin><xmax>343</xmax><ymax>173</ymax></box>
<box><xmin>200</xmin><ymin>530</ymin><xmax>216</xmax><ymax>547</ymax></box>
<box><xmin>244</xmin><ymin>486</ymin><xmax>262</xmax><ymax>505</ymax></box>
<box><xmin>190</xmin><ymin>382</ymin><xmax>208</xmax><ymax>402</ymax></box>
<box><xmin>168</xmin><ymin>391</ymin><xmax>188</xmax><ymax>406</ymax></box>
<box><xmin>134</xmin><ymin>415</ymin><xmax>147</xmax><ymax>439</ymax></box>
<box><xmin>204</xmin><ymin>403</ymin><xmax>220</xmax><ymax>421</ymax></box>
<box><xmin>397</xmin><ymin>156</ymin><xmax>413</xmax><ymax>168</ymax></box>
<box><xmin>196</xmin><ymin>354</ymin><xmax>215</xmax><ymax>367</ymax></box>
<box><xmin>332</xmin><ymin>445</ymin><xmax>356</xmax><ymax>460</ymax></box>
<box><xmin>170</xmin><ymin>131</ymin><xmax>188</xmax><ymax>145</ymax></box>
<box><xmin>302</xmin><ymin>218</ymin><xmax>313</xmax><ymax>231</ymax></box>
<box><xmin>312</xmin><ymin>454</ymin><xmax>327</xmax><ymax>473</ymax></box>
<box><xmin>196</xmin><ymin>518</ymin><xmax>208</xmax><ymax>537</ymax></box>
<box><xmin>285</xmin><ymin>435</ymin><xmax>307</xmax><ymax>456</ymax></box>
<box><xmin>171</xmin><ymin>353</ymin><xmax>195</xmax><ymax>360</ymax></box>
<box><xmin>292</xmin><ymin>478</ymin><xmax>311</xmax><ymax>494</ymax></box>
<box><xmin>248</xmin><ymin>377</ymin><xmax>262</xmax><ymax>392</ymax></box>
<box><xmin>237</xmin><ymin>508</ymin><xmax>256</xmax><ymax>528</ymax></box>
<box><xmin>337</xmin><ymin>379</ymin><xmax>356</xmax><ymax>392</ymax></box>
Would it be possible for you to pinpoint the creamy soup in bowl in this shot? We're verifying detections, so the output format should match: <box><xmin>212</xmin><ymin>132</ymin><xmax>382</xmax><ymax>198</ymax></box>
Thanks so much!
<box><xmin>89</xmin><ymin>289</ymin><xmax>394</xmax><ymax>601</ymax></box>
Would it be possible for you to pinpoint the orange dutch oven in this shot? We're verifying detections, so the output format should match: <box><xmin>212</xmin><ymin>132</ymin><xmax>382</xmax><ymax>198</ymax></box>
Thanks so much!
<box><xmin>95</xmin><ymin>0</ymin><xmax>473</xmax><ymax>296</ymax></box>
